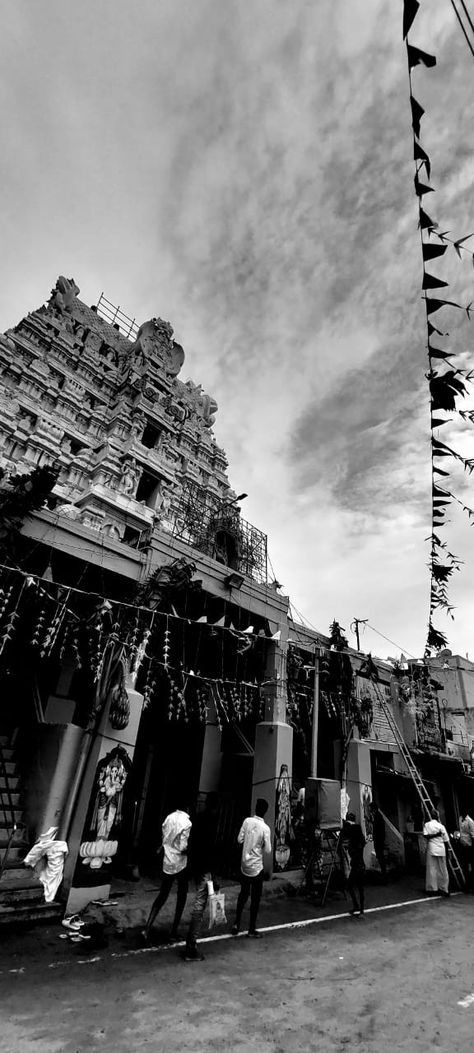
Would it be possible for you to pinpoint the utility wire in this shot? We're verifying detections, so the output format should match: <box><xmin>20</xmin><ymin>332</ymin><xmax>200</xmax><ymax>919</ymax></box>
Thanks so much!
<box><xmin>451</xmin><ymin>0</ymin><xmax>474</xmax><ymax>59</ymax></box>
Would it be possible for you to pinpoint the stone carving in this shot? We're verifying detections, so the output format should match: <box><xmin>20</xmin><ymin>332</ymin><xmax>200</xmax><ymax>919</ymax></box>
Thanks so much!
<box><xmin>49</xmin><ymin>276</ymin><xmax>80</xmax><ymax>315</ymax></box>
<box><xmin>57</xmin><ymin>502</ymin><xmax>81</xmax><ymax>521</ymax></box>
<box><xmin>0</xmin><ymin>331</ymin><xmax>16</xmax><ymax>353</ymax></box>
<box><xmin>127</xmin><ymin>318</ymin><xmax>185</xmax><ymax>377</ymax></box>
<box><xmin>119</xmin><ymin>456</ymin><xmax>140</xmax><ymax>496</ymax></box>
<box><xmin>184</xmin><ymin>381</ymin><xmax>218</xmax><ymax>427</ymax></box>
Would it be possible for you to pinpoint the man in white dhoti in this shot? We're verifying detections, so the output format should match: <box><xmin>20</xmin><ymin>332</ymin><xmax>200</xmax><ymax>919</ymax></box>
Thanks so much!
<box><xmin>423</xmin><ymin>809</ymin><xmax>450</xmax><ymax>896</ymax></box>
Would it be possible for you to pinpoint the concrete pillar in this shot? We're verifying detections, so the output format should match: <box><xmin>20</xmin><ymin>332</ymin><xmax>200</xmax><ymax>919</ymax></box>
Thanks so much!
<box><xmin>252</xmin><ymin>630</ymin><xmax>292</xmax><ymax>854</ymax></box>
<box><xmin>64</xmin><ymin>674</ymin><xmax>144</xmax><ymax>914</ymax></box>
<box><xmin>198</xmin><ymin>698</ymin><xmax>222</xmax><ymax>795</ymax></box>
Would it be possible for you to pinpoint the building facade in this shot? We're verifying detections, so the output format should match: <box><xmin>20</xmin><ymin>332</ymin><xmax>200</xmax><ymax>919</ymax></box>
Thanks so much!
<box><xmin>0</xmin><ymin>277</ymin><xmax>291</xmax><ymax>913</ymax></box>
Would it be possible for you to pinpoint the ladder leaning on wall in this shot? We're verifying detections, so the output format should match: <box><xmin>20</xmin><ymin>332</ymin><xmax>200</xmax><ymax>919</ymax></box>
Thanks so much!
<box><xmin>372</xmin><ymin>677</ymin><xmax>465</xmax><ymax>891</ymax></box>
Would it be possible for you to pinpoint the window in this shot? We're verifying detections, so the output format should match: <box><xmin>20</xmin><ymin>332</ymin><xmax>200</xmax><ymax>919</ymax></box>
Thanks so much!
<box><xmin>135</xmin><ymin>470</ymin><xmax>160</xmax><ymax>509</ymax></box>
<box><xmin>141</xmin><ymin>422</ymin><xmax>162</xmax><ymax>449</ymax></box>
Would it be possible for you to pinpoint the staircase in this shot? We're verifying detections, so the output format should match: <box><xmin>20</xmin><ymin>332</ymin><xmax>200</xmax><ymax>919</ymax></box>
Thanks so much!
<box><xmin>0</xmin><ymin>734</ymin><xmax>63</xmax><ymax>924</ymax></box>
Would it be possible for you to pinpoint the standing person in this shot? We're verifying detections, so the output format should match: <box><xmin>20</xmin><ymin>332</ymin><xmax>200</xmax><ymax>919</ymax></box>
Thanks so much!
<box><xmin>342</xmin><ymin>812</ymin><xmax>366</xmax><ymax>917</ymax></box>
<box><xmin>458</xmin><ymin>811</ymin><xmax>474</xmax><ymax>887</ymax></box>
<box><xmin>182</xmin><ymin>792</ymin><xmax>220</xmax><ymax>963</ymax></box>
<box><xmin>142</xmin><ymin>801</ymin><xmax>192</xmax><ymax>942</ymax></box>
<box><xmin>231</xmin><ymin>798</ymin><xmax>272</xmax><ymax>939</ymax></box>
<box><xmin>423</xmin><ymin>808</ymin><xmax>450</xmax><ymax>896</ymax></box>
<box><xmin>370</xmin><ymin>802</ymin><xmax>387</xmax><ymax>880</ymax></box>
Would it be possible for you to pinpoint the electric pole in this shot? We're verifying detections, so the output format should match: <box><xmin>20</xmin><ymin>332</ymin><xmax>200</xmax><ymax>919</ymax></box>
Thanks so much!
<box><xmin>351</xmin><ymin>617</ymin><xmax>368</xmax><ymax>652</ymax></box>
<box><xmin>310</xmin><ymin>647</ymin><xmax>320</xmax><ymax>779</ymax></box>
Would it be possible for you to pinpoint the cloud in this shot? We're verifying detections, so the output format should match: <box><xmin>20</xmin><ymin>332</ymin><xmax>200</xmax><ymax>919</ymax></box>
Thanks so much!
<box><xmin>2</xmin><ymin>0</ymin><xmax>474</xmax><ymax>656</ymax></box>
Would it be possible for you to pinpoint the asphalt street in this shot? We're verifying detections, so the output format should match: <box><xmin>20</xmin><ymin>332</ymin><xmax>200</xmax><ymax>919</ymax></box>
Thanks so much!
<box><xmin>1</xmin><ymin>892</ymin><xmax>473</xmax><ymax>1053</ymax></box>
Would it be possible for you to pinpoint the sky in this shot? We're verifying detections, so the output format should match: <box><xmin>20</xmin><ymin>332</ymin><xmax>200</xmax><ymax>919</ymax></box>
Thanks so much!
<box><xmin>1</xmin><ymin>0</ymin><xmax>474</xmax><ymax>660</ymax></box>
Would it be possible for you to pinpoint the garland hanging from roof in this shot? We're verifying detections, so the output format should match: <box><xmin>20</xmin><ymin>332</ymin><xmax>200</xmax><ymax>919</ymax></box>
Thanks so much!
<box><xmin>403</xmin><ymin>0</ymin><xmax>474</xmax><ymax>655</ymax></box>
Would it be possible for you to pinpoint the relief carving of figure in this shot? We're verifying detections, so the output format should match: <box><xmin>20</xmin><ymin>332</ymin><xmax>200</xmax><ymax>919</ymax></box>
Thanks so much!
<box><xmin>119</xmin><ymin>457</ymin><xmax>140</xmax><ymax>496</ymax></box>
<box><xmin>184</xmin><ymin>381</ymin><xmax>218</xmax><ymax>427</ymax></box>
<box><xmin>128</xmin><ymin>318</ymin><xmax>185</xmax><ymax>377</ymax></box>
<box><xmin>48</xmin><ymin>276</ymin><xmax>80</xmax><ymax>315</ymax></box>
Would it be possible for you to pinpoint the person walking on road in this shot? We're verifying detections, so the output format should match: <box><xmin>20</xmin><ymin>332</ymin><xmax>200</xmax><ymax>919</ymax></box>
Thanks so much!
<box><xmin>232</xmin><ymin>798</ymin><xmax>272</xmax><ymax>939</ymax></box>
<box><xmin>343</xmin><ymin>812</ymin><xmax>366</xmax><ymax>917</ymax></box>
<box><xmin>142</xmin><ymin>801</ymin><xmax>192</xmax><ymax>942</ymax></box>
<box><xmin>423</xmin><ymin>808</ymin><xmax>450</xmax><ymax>897</ymax></box>
<box><xmin>370</xmin><ymin>802</ymin><xmax>387</xmax><ymax>880</ymax></box>
<box><xmin>182</xmin><ymin>792</ymin><xmax>220</xmax><ymax>963</ymax></box>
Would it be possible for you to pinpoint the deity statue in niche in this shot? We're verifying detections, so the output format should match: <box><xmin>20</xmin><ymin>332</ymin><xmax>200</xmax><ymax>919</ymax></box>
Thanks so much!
<box><xmin>119</xmin><ymin>457</ymin><xmax>140</xmax><ymax>496</ymax></box>
<box><xmin>274</xmin><ymin>764</ymin><xmax>293</xmax><ymax>870</ymax></box>
<box><xmin>79</xmin><ymin>746</ymin><xmax>131</xmax><ymax>871</ymax></box>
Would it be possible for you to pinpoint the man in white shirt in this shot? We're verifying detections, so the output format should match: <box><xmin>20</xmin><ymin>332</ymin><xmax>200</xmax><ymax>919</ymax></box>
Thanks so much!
<box><xmin>142</xmin><ymin>802</ymin><xmax>192</xmax><ymax>942</ymax></box>
<box><xmin>231</xmin><ymin>798</ymin><xmax>272</xmax><ymax>939</ymax></box>
<box><xmin>423</xmin><ymin>809</ymin><xmax>450</xmax><ymax>896</ymax></box>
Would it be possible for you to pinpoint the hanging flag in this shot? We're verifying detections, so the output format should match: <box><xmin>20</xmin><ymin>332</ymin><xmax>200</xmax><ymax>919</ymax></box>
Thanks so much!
<box><xmin>425</xmin><ymin>298</ymin><xmax>462</xmax><ymax>315</ymax></box>
<box><xmin>414</xmin><ymin>142</ymin><xmax>431</xmax><ymax>180</ymax></box>
<box><xmin>213</xmin><ymin>616</ymin><xmax>225</xmax><ymax>627</ymax></box>
<box><xmin>407</xmin><ymin>44</ymin><xmax>436</xmax><ymax>69</ymax></box>
<box><xmin>428</xmin><ymin>345</ymin><xmax>452</xmax><ymax>360</ymax></box>
<box><xmin>242</xmin><ymin>625</ymin><xmax>254</xmax><ymax>634</ymax></box>
<box><xmin>271</xmin><ymin>630</ymin><xmax>281</xmax><ymax>642</ymax></box>
<box><xmin>410</xmin><ymin>96</ymin><xmax>425</xmax><ymax>139</ymax></box>
<box><xmin>414</xmin><ymin>173</ymin><xmax>434</xmax><ymax>197</ymax></box>
<box><xmin>422</xmin><ymin>271</ymin><xmax>448</xmax><ymax>289</ymax></box>
<box><xmin>427</xmin><ymin>321</ymin><xmax>447</xmax><ymax>337</ymax></box>
<box><xmin>196</xmin><ymin>616</ymin><xmax>208</xmax><ymax>623</ymax></box>
<box><xmin>453</xmin><ymin>233</ymin><xmax>474</xmax><ymax>258</ymax></box>
<box><xmin>419</xmin><ymin>207</ymin><xmax>437</xmax><ymax>230</ymax></box>
<box><xmin>403</xmin><ymin>0</ymin><xmax>420</xmax><ymax>38</ymax></box>
<box><xmin>431</xmin><ymin>417</ymin><xmax>451</xmax><ymax>428</ymax></box>
<box><xmin>422</xmin><ymin>241</ymin><xmax>447</xmax><ymax>261</ymax></box>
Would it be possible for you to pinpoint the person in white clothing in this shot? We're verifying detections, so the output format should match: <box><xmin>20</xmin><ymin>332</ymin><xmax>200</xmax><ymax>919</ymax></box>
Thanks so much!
<box><xmin>458</xmin><ymin>811</ymin><xmax>474</xmax><ymax>887</ymax></box>
<box><xmin>423</xmin><ymin>808</ymin><xmax>450</xmax><ymax>896</ymax></box>
<box><xmin>142</xmin><ymin>803</ymin><xmax>192</xmax><ymax>942</ymax></box>
<box><xmin>231</xmin><ymin>798</ymin><xmax>272</xmax><ymax>938</ymax></box>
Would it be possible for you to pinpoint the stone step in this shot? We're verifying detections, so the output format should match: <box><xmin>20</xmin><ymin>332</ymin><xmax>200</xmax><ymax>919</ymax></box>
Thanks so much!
<box><xmin>0</xmin><ymin>901</ymin><xmax>63</xmax><ymax>926</ymax></box>
<box><xmin>0</xmin><ymin>844</ymin><xmax>27</xmax><ymax>863</ymax></box>
<box><xmin>0</xmin><ymin>792</ymin><xmax>22</xmax><ymax>809</ymax></box>
<box><xmin>0</xmin><ymin>773</ymin><xmax>20</xmax><ymax>791</ymax></box>
<box><xmin>0</xmin><ymin>760</ymin><xmax>17</xmax><ymax>777</ymax></box>
<box><xmin>0</xmin><ymin>865</ymin><xmax>40</xmax><ymax>890</ymax></box>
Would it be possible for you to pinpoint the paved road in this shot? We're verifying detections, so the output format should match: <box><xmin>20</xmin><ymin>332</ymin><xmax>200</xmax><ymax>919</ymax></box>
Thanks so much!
<box><xmin>1</xmin><ymin>895</ymin><xmax>473</xmax><ymax>1053</ymax></box>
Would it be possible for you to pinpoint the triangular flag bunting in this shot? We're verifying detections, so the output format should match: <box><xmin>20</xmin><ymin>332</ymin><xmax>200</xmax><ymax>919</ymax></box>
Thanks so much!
<box><xmin>428</xmin><ymin>345</ymin><xmax>452</xmax><ymax>360</ymax></box>
<box><xmin>422</xmin><ymin>271</ymin><xmax>448</xmax><ymax>289</ymax></box>
<box><xmin>414</xmin><ymin>172</ymin><xmax>434</xmax><ymax>197</ymax></box>
<box><xmin>422</xmin><ymin>241</ymin><xmax>447</xmax><ymax>261</ymax></box>
<box><xmin>410</xmin><ymin>95</ymin><xmax>425</xmax><ymax>138</ymax></box>
<box><xmin>407</xmin><ymin>44</ymin><xmax>436</xmax><ymax>69</ymax></box>
<box><xmin>403</xmin><ymin>0</ymin><xmax>420</xmax><ymax>39</ymax></box>
<box><xmin>419</xmin><ymin>207</ymin><xmax>437</xmax><ymax>230</ymax></box>
<box><xmin>242</xmin><ymin>625</ymin><xmax>254</xmax><ymax>634</ymax></box>
<box><xmin>453</xmin><ymin>233</ymin><xmax>474</xmax><ymax>257</ymax></box>
<box><xmin>414</xmin><ymin>141</ymin><xmax>431</xmax><ymax>180</ymax></box>
<box><xmin>196</xmin><ymin>616</ymin><xmax>208</xmax><ymax>623</ymax></box>
<box><xmin>271</xmin><ymin>631</ymin><xmax>282</xmax><ymax>642</ymax></box>
<box><xmin>427</xmin><ymin>321</ymin><xmax>447</xmax><ymax>336</ymax></box>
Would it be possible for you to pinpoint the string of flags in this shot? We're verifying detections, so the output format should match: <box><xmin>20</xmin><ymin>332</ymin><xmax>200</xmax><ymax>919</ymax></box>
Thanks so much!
<box><xmin>403</xmin><ymin>0</ymin><xmax>474</xmax><ymax>655</ymax></box>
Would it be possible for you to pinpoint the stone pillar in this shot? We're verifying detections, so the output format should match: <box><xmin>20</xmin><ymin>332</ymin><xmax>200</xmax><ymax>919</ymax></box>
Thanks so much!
<box><xmin>252</xmin><ymin>631</ymin><xmax>293</xmax><ymax>858</ymax></box>
<box><xmin>64</xmin><ymin>674</ymin><xmax>144</xmax><ymax>914</ymax></box>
